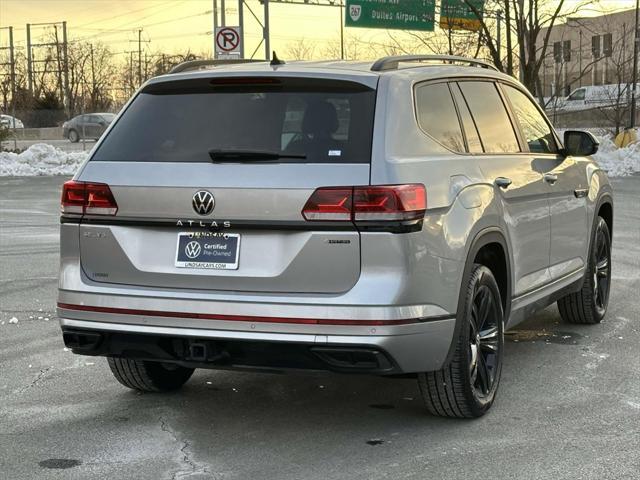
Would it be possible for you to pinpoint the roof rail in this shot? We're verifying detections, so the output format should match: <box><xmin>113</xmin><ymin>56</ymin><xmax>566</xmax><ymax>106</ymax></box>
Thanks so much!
<box><xmin>371</xmin><ymin>55</ymin><xmax>499</xmax><ymax>72</ymax></box>
<box><xmin>168</xmin><ymin>58</ymin><xmax>263</xmax><ymax>74</ymax></box>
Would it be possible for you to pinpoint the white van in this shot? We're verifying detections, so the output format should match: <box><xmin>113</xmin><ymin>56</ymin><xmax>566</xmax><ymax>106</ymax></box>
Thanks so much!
<box><xmin>562</xmin><ymin>83</ymin><xmax>639</xmax><ymax>110</ymax></box>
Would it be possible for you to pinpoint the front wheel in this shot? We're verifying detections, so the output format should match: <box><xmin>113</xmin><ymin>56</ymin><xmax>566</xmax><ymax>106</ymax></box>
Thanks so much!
<box><xmin>108</xmin><ymin>358</ymin><xmax>194</xmax><ymax>392</ymax></box>
<box><xmin>418</xmin><ymin>264</ymin><xmax>504</xmax><ymax>418</ymax></box>
<box><xmin>557</xmin><ymin>216</ymin><xmax>611</xmax><ymax>324</ymax></box>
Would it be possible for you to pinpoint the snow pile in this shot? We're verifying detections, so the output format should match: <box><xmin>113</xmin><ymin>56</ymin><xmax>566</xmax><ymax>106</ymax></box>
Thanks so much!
<box><xmin>593</xmin><ymin>130</ymin><xmax>640</xmax><ymax>177</ymax></box>
<box><xmin>8</xmin><ymin>317</ymin><xmax>18</xmax><ymax>324</ymax></box>
<box><xmin>0</xmin><ymin>143</ymin><xmax>87</xmax><ymax>176</ymax></box>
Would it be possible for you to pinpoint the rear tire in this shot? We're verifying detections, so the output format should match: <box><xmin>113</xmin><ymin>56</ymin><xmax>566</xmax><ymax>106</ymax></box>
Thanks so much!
<box><xmin>68</xmin><ymin>129</ymin><xmax>79</xmax><ymax>143</ymax></box>
<box><xmin>417</xmin><ymin>264</ymin><xmax>504</xmax><ymax>418</ymax></box>
<box><xmin>108</xmin><ymin>358</ymin><xmax>194</xmax><ymax>392</ymax></box>
<box><xmin>557</xmin><ymin>216</ymin><xmax>611</xmax><ymax>324</ymax></box>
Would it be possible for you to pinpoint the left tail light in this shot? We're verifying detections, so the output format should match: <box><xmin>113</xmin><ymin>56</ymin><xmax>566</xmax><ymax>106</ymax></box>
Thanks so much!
<box><xmin>61</xmin><ymin>180</ymin><xmax>118</xmax><ymax>216</ymax></box>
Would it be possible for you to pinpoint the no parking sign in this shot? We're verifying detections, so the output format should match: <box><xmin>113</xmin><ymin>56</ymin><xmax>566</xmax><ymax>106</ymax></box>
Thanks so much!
<box><xmin>215</xmin><ymin>26</ymin><xmax>242</xmax><ymax>58</ymax></box>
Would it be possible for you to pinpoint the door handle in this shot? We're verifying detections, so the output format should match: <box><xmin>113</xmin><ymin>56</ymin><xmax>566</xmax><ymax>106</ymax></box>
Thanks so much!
<box><xmin>494</xmin><ymin>177</ymin><xmax>512</xmax><ymax>189</ymax></box>
<box><xmin>544</xmin><ymin>173</ymin><xmax>558</xmax><ymax>184</ymax></box>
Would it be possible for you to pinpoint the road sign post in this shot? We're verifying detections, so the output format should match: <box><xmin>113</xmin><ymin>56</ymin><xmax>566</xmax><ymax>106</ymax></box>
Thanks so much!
<box><xmin>215</xmin><ymin>26</ymin><xmax>242</xmax><ymax>59</ymax></box>
<box><xmin>345</xmin><ymin>0</ymin><xmax>436</xmax><ymax>32</ymax></box>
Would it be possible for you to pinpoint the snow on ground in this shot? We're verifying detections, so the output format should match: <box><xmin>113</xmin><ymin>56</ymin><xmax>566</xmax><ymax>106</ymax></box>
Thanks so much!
<box><xmin>0</xmin><ymin>143</ymin><xmax>87</xmax><ymax>176</ymax></box>
<box><xmin>1</xmin><ymin>132</ymin><xmax>639</xmax><ymax>177</ymax></box>
<box><xmin>593</xmin><ymin>131</ymin><xmax>640</xmax><ymax>178</ymax></box>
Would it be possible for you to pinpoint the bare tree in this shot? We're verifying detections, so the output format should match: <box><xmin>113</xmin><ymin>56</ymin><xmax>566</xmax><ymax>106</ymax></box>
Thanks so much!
<box><xmin>285</xmin><ymin>38</ymin><xmax>317</xmax><ymax>60</ymax></box>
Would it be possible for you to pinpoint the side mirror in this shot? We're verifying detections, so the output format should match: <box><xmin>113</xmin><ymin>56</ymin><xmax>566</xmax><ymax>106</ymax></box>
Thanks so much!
<box><xmin>563</xmin><ymin>130</ymin><xmax>599</xmax><ymax>156</ymax></box>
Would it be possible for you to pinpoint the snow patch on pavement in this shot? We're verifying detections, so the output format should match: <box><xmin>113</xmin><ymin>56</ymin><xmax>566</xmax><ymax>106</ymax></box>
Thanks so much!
<box><xmin>8</xmin><ymin>317</ymin><xmax>18</xmax><ymax>324</ymax></box>
<box><xmin>0</xmin><ymin>143</ymin><xmax>87</xmax><ymax>176</ymax></box>
<box><xmin>593</xmin><ymin>131</ymin><xmax>640</xmax><ymax>177</ymax></box>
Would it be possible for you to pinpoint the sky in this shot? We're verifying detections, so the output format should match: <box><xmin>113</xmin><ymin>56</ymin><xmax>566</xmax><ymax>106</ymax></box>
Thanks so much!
<box><xmin>0</xmin><ymin>0</ymin><xmax>636</xmax><ymax>63</ymax></box>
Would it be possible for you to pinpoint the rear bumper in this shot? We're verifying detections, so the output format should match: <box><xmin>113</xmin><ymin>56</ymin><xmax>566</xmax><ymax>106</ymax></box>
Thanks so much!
<box><xmin>58</xmin><ymin>309</ymin><xmax>456</xmax><ymax>374</ymax></box>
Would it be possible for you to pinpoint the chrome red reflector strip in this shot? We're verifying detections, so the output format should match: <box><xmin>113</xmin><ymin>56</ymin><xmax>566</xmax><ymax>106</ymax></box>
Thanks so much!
<box><xmin>56</xmin><ymin>303</ymin><xmax>421</xmax><ymax>326</ymax></box>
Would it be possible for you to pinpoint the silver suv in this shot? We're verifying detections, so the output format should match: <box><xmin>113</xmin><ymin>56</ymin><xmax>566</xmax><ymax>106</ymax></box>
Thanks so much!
<box><xmin>57</xmin><ymin>55</ymin><xmax>613</xmax><ymax>418</ymax></box>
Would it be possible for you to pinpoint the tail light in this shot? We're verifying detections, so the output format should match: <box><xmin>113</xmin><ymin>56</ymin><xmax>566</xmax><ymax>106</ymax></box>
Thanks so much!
<box><xmin>61</xmin><ymin>180</ymin><xmax>118</xmax><ymax>216</ymax></box>
<box><xmin>302</xmin><ymin>184</ymin><xmax>426</xmax><ymax>223</ymax></box>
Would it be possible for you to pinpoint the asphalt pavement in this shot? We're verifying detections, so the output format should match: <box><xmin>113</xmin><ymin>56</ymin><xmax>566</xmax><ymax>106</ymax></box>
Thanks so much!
<box><xmin>1</xmin><ymin>175</ymin><xmax>639</xmax><ymax>480</ymax></box>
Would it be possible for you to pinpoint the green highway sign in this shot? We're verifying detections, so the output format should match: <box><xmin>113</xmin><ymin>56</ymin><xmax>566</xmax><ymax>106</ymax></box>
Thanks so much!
<box><xmin>345</xmin><ymin>0</ymin><xmax>436</xmax><ymax>32</ymax></box>
<box><xmin>439</xmin><ymin>0</ymin><xmax>484</xmax><ymax>32</ymax></box>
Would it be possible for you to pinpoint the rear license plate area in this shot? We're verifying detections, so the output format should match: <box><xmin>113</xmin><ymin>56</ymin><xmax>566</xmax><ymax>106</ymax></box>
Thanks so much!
<box><xmin>175</xmin><ymin>232</ymin><xmax>240</xmax><ymax>270</ymax></box>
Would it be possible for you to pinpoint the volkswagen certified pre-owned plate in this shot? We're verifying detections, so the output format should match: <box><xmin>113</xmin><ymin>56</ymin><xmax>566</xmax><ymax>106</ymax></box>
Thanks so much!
<box><xmin>175</xmin><ymin>232</ymin><xmax>240</xmax><ymax>270</ymax></box>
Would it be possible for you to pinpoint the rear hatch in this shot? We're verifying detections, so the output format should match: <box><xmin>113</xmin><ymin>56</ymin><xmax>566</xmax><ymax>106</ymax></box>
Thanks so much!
<box><xmin>73</xmin><ymin>74</ymin><xmax>377</xmax><ymax>294</ymax></box>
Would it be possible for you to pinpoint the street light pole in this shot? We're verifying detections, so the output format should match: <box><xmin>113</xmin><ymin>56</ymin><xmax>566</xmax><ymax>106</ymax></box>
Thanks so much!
<box><xmin>630</xmin><ymin>0</ymin><xmax>639</xmax><ymax>128</ymax></box>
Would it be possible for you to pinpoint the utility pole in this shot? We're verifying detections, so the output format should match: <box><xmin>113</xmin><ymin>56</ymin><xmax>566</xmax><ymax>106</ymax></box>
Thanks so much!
<box><xmin>62</xmin><ymin>21</ymin><xmax>69</xmax><ymax>116</ymax></box>
<box><xmin>26</xmin><ymin>23</ymin><xmax>33</xmax><ymax>93</ymax></box>
<box><xmin>496</xmin><ymin>10</ymin><xmax>502</xmax><ymax>62</ymax></box>
<box><xmin>90</xmin><ymin>43</ymin><xmax>96</xmax><ymax>109</ymax></box>
<box><xmin>0</xmin><ymin>26</ymin><xmax>18</xmax><ymax>149</ymax></box>
<box><xmin>264</xmin><ymin>0</ymin><xmax>270</xmax><ymax>60</ymax></box>
<box><xmin>138</xmin><ymin>29</ymin><xmax>142</xmax><ymax>87</ymax></box>
<box><xmin>238</xmin><ymin>0</ymin><xmax>245</xmax><ymax>58</ymax></box>
<box><xmin>630</xmin><ymin>0</ymin><xmax>639</xmax><ymax>128</ymax></box>
<box><xmin>129</xmin><ymin>29</ymin><xmax>149</xmax><ymax>87</ymax></box>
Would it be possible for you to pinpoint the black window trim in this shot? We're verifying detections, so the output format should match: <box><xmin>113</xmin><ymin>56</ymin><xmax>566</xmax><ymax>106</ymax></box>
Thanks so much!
<box><xmin>454</xmin><ymin>78</ymin><xmax>525</xmax><ymax>155</ymax></box>
<box><xmin>412</xmin><ymin>78</ymin><xmax>469</xmax><ymax>155</ymax></box>
<box><xmin>448</xmin><ymin>81</ymin><xmax>485</xmax><ymax>153</ymax></box>
<box><xmin>496</xmin><ymin>81</ymin><xmax>563</xmax><ymax>156</ymax></box>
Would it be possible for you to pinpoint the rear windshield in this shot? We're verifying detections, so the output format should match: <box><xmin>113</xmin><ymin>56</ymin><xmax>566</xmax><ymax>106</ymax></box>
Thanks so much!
<box><xmin>92</xmin><ymin>77</ymin><xmax>376</xmax><ymax>163</ymax></box>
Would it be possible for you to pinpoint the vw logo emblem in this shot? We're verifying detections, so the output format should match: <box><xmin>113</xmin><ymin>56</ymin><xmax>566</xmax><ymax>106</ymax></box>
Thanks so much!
<box><xmin>185</xmin><ymin>241</ymin><xmax>201</xmax><ymax>259</ymax></box>
<box><xmin>192</xmin><ymin>190</ymin><xmax>215</xmax><ymax>215</ymax></box>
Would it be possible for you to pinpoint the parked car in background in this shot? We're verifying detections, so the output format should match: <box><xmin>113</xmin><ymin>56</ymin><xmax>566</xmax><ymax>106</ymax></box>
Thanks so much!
<box><xmin>63</xmin><ymin>113</ymin><xmax>116</xmax><ymax>142</ymax></box>
<box><xmin>0</xmin><ymin>114</ymin><xmax>24</xmax><ymax>129</ymax></box>
<box><xmin>559</xmin><ymin>83</ymin><xmax>639</xmax><ymax>111</ymax></box>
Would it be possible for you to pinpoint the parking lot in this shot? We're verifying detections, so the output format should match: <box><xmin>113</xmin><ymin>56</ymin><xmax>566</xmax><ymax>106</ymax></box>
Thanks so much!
<box><xmin>0</xmin><ymin>175</ymin><xmax>639</xmax><ymax>480</ymax></box>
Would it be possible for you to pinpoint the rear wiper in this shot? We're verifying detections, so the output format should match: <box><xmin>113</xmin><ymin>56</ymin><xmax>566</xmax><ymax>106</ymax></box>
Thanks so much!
<box><xmin>208</xmin><ymin>149</ymin><xmax>306</xmax><ymax>162</ymax></box>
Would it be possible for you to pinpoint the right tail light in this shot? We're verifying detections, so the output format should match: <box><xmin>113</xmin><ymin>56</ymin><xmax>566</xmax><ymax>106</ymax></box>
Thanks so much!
<box><xmin>302</xmin><ymin>184</ymin><xmax>426</xmax><ymax>223</ymax></box>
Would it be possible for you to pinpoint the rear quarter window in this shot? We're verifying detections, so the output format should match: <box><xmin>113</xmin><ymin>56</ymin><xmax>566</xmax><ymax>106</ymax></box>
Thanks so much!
<box><xmin>414</xmin><ymin>82</ymin><xmax>465</xmax><ymax>152</ymax></box>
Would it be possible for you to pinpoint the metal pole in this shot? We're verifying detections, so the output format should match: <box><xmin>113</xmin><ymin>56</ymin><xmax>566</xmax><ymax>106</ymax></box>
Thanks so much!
<box><xmin>62</xmin><ymin>21</ymin><xmax>70</xmax><ymax>116</ymax></box>
<box><xmin>221</xmin><ymin>0</ymin><xmax>226</xmax><ymax>26</ymax></box>
<box><xmin>213</xmin><ymin>0</ymin><xmax>217</xmax><ymax>58</ymax></box>
<box><xmin>238</xmin><ymin>0</ymin><xmax>245</xmax><ymax>58</ymax></box>
<box><xmin>496</xmin><ymin>10</ymin><xmax>502</xmax><ymax>62</ymax></box>
<box><xmin>579</xmin><ymin>29</ymin><xmax>583</xmax><ymax>87</ymax></box>
<box><xmin>630</xmin><ymin>0</ymin><xmax>639</xmax><ymax>128</ymax></box>
<box><xmin>340</xmin><ymin>1</ymin><xmax>344</xmax><ymax>60</ymax></box>
<box><xmin>9</xmin><ymin>26</ymin><xmax>17</xmax><ymax>150</ymax></box>
<box><xmin>263</xmin><ymin>0</ymin><xmax>270</xmax><ymax>60</ymax></box>
<box><xmin>26</xmin><ymin>23</ymin><xmax>33</xmax><ymax>93</ymax></box>
<box><xmin>138</xmin><ymin>29</ymin><xmax>142</xmax><ymax>87</ymax></box>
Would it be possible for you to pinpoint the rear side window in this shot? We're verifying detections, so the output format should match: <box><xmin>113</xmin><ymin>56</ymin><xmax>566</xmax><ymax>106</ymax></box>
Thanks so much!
<box><xmin>92</xmin><ymin>77</ymin><xmax>376</xmax><ymax>163</ymax></box>
<box><xmin>458</xmin><ymin>81</ymin><xmax>520</xmax><ymax>153</ymax></box>
<box><xmin>415</xmin><ymin>82</ymin><xmax>465</xmax><ymax>152</ymax></box>
<box><xmin>450</xmin><ymin>83</ymin><xmax>483</xmax><ymax>153</ymax></box>
<box><xmin>503</xmin><ymin>85</ymin><xmax>558</xmax><ymax>154</ymax></box>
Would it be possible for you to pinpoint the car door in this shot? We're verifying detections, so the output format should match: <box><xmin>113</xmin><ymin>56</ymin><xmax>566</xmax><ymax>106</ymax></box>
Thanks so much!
<box><xmin>86</xmin><ymin>115</ymin><xmax>101</xmax><ymax>137</ymax></box>
<box><xmin>454</xmin><ymin>81</ymin><xmax>551</xmax><ymax>297</ymax></box>
<box><xmin>501</xmin><ymin>84</ymin><xmax>589</xmax><ymax>280</ymax></box>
